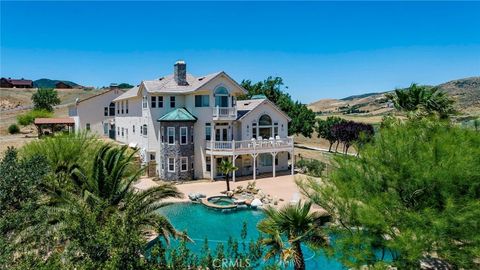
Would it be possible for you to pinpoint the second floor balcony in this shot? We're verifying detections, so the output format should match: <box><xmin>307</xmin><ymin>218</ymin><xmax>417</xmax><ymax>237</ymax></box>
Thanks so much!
<box><xmin>212</xmin><ymin>106</ymin><xmax>237</xmax><ymax>121</ymax></box>
<box><xmin>205</xmin><ymin>137</ymin><xmax>294</xmax><ymax>155</ymax></box>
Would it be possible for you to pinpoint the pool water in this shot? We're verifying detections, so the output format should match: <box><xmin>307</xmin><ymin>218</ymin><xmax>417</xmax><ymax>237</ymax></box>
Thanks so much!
<box><xmin>208</xmin><ymin>196</ymin><xmax>236</xmax><ymax>206</ymax></box>
<box><xmin>157</xmin><ymin>203</ymin><xmax>344</xmax><ymax>269</ymax></box>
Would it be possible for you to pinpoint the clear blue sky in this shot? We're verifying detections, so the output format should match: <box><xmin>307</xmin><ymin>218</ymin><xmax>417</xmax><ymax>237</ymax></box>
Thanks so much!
<box><xmin>1</xmin><ymin>1</ymin><xmax>479</xmax><ymax>102</ymax></box>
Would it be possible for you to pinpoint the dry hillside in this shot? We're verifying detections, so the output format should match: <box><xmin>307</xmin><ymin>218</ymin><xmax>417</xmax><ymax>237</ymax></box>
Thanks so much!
<box><xmin>309</xmin><ymin>77</ymin><xmax>480</xmax><ymax>117</ymax></box>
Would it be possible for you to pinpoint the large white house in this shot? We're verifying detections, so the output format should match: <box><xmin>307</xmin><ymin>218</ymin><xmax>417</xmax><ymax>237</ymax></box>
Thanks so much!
<box><xmin>69</xmin><ymin>61</ymin><xmax>294</xmax><ymax>181</ymax></box>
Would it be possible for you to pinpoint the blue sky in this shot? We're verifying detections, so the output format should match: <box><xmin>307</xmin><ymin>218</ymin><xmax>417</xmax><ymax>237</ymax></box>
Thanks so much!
<box><xmin>1</xmin><ymin>1</ymin><xmax>479</xmax><ymax>102</ymax></box>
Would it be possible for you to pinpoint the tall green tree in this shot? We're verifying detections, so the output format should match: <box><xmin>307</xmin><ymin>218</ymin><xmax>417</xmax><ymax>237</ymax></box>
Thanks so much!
<box><xmin>257</xmin><ymin>201</ymin><xmax>329</xmax><ymax>270</ymax></box>
<box><xmin>298</xmin><ymin>118</ymin><xmax>480</xmax><ymax>269</ymax></box>
<box><xmin>386</xmin><ymin>84</ymin><xmax>455</xmax><ymax>118</ymax></box>
<box><xmin>240</xmin><ymin>77</ymin><xmax>317</xmax><ymax>137</ymax></box>
<box><xmin>217</xmin><ymin>159</ymin><xmax>238</xmax><ymax>191</ymax></box>
<box><xmin>32</xmin><ymin>88</ymin><xmax>61</xmax><ymax>112</ymax></box>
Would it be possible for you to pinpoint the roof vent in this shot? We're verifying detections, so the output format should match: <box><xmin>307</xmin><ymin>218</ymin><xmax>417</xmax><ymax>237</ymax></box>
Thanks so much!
<box><xmin>158</xmin><ymin>77</ymin><xmax>164</xmax><ymax>81</ymax></box>
<box><xmin>198</xmin><ymin>76</ymin><xmax>205</xmax><ymax>81</ymax></box>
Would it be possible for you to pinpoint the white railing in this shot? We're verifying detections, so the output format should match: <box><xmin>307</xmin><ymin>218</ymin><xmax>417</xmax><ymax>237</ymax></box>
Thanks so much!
<box><xmin>206</xmin><ymin>137</ymin><xmax>294</xmax><ymax>153</ymax></box>
<box><xmin>212</xmin><ymin>106</ymin><xmax>237</xmax><ymax>119</ymax></box>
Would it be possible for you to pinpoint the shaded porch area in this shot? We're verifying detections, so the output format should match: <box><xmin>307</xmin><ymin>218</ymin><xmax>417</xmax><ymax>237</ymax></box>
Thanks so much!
<box><xmin>34</xmin><ymin>117</ymin><xmax>75</xmax><ymax>137</ymax></box>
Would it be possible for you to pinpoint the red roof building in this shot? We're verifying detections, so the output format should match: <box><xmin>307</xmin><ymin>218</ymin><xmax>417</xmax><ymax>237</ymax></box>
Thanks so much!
<box><xmin>0</xmin><ymin>77</ymin><xmax>33</xmax><ymax>88</ymax></box>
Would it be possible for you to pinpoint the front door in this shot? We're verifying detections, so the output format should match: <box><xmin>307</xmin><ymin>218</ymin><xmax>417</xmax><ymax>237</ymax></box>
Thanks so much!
<box><xmin>109</xmin><ymin>124</ymin><xmax>116</xmax><ymax>139</ymax></box>
<box><xmin>215</xmin><ymin>127</ymin><xmax>228</xmax><ymax>141</ymax></box>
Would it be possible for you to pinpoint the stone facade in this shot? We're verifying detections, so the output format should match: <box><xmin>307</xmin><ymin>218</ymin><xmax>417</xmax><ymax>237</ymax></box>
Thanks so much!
<box><xmin>159</xmin><ymin>121</ymin><xmax>195</xmax><ymax>181</ymax></box>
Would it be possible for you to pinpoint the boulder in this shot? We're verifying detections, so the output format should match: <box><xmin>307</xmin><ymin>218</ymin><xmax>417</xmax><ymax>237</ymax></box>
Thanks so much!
<box><xmin>251</xmin><ymin>198</ymin><xmax>263</xmax><ymax>207</ymax></box>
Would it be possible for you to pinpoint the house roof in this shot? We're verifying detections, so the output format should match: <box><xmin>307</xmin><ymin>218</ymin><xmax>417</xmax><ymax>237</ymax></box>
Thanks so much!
<box><xmin>75</xmin><ymin>89</ymin><xmax>124</xmax><ymax>105</ymax></box>
<box><xmin>236</xmin><ymin>98</ymin><xmax>291</xmax><ymax>121</ymax></box>
<box><xmin>142</xmin><ymin>71</ymin><xmax>247</xmax><ymax>95</ymax></box>
<box><xmin>112</xmin><ymin>86</ymin><xmax>139</xmax><ymax>102</ymax></box>
<box><xmin>34</xmin><ymin>117</ymin><xmax>75</xmax><ymax>125</ymax></box>
<box><xmin>1</xmin><ymin>78</ymin><xmax>33</xmax><ymax>86</ymax></box>
<box><xmin>157</xmin><ymin>108</ymin><xmax>197</xmax><ymax>122</ymax></box>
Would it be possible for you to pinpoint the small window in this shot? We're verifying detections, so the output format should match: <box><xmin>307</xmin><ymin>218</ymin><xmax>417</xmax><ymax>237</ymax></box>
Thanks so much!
<box><xmin>121</xmin><ymin>127</ymin><xmax>124</xmax><ymax>137</ymax></box>
<box><xmin>170</xmin><ymin>96</ymin><xmax>175</xmax><ymax>108</ymax></box>
<box><xmin>86</xmin><ymin>123</ymin><xmax>91</xmax><ymax>130</ymax></box>
<box><xmin>126</xmin><ymin>100</ymin><xmax>129</xmax><ymax>114</ymax></box>
<box><xmin>151</xmin><ymin>96</ymin><xmax>157</xmax><ymax>108</ymax></box>
<box><xmin>133</xmin><ymin>125</ymin><xmax>135</xmax><ymax>134</ymax></box>
<box><xmin>104</xmin><ymin>107</ymin><xmax>108</xmax><ymax>116</ymax></box>
<box><xmin>168</xmin><ymin>157</ymin><xmax>175</xmax><ymax>172</ymax></box>
<box><xmin>181</xmin><ymin>157</ymin><xmax>188</xmax><ymax>172</ymax></box>
<box><xmin>168</xmin><ymin>127</ymin><xmax>175</xmax><ymax>144</ymax></box>
<box><xmin>205</xmin><ymin>123</ymin><xmax>211</xmax><ymax>141</ymax></box>
<box><xmin>121</xmin><ymin>101</ymin><xmax>124</xmax><ymax>114</ymax></box>
<box><xmin>158</xmin><ymin>96</ymin><xmax>163</xmax><ymax>108</ymax></box>
<box><xmin>117</xmin><ymin>127</ymin><xmax>120</xmax><ymax>135</ymax></box>
<box><xmin>252</xmin><ymin>123</ymin><xmax>257</xmax><ymax>139</ymax></box>
<box><xmin>143</xmin><ymin>124</ymin><xmax>147</xmax><ymax>136</ymax></box>
<box><xmin>260</xmin><ymin>153</ymin><xmax>272</xmax><ymax>166</ymax></box>
<box><xmin>195</xmin><ymin>95</ymin><xmax>210</xmax><ymax>107</ymax></box>
<box><xmin>142</xmin><ymin>96</ymin><xmax>147</xmax><ymax>108</ymax></box>
<box><xmin>161</xmin><ymin>127</ymin><xmax>164</xmax><ymax>142</ymax></box>
<box><xmin>180</xmin><ymin>127</ymin><xmax>187</xmax><ymax>145</ymax></box>
<box><xmin>117</xmin><ymin>102</ymin><xmax>120</xmax><ymax>114</ymax></box>
<box><xmin>274</xmin><ymin>123</ymin><xmax>279</xmax><ymax>137</ymax></box>
<box><xmin>206</xmin><ymin>156</ymin><xmax>211</xmax><ymax>172</ymax></box>
<box><xmin>150</xmin><ymin>153</ymin><xmax>156</xmax><ymax>161</ymax></box>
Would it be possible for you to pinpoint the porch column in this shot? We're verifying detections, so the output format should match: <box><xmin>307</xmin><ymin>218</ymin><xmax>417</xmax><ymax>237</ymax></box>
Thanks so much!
<box><xmin>271</xmin><ymin>152</ymin><xmax>277</xmax><ymax>178</ymax></box>
<box><xmin>210</xmin><ymin>153</ymin><xmax>214</xmax><ymax>181</ymax></box>
<box><xmin>290</xmin><ymin>150</ymin><xmax>294</xmax><ymax>176</ymax></box>
<box><xmin>251</xmin><ymin>153</ymin><xmax>258</xmax><ymax>180</ymax></box>
<box><xmin>232</xmin><ymin>154</ymin><xmax>237</xmax><ymax>182</ymax></box>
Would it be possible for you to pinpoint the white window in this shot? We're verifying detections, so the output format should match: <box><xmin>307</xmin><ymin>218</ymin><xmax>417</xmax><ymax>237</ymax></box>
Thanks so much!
<box><xmin>133</xmin><ymin>125</ymin><xmax>135</xmax><ymax>134</ymax></box>
<box><xmin>170</xmin><ymin>96</ymin><xmax>175</xmax><ymax>108</ymax></box>
<box><xmin>195</xmin><ymin>95</ymin><xmax>210</xmax><ymax>107</ymax></box>
<box><xmin>143</xmin><ymin>124</ymin><xmax>147</xmax><ymax>136</ymax></box>
<box><xmin>121</xmin><ymin>127</ymin><xmax>124</xmax><ymax>137</ymax></box>
<box><xmin>259</xmin><ymin>153</ymin><xmax>272</xmax><ymax>166</ymax></box>
<box><xmin>206</xmin><ymin>156</ymin><xmax>211</xmax><ymax>172</ymax></box>
<box><xmin>142</xmin><ymin>96</ymin><xmax>147</xmax><ymax>108</ymax></box>
<box><xmin>161</xmin><ymin>127</ymin><xmax>164</xmax><ymax>142</ymax></box>
<box><xmin>117</xmin><ymin>102</ymin><xmax>120</xmax><ymax>114</ymax></box>
<box><xmin>168</xmin><ymin>127</ymin><xmax>175</xmax><ymax>144</ymax></box>
<box><xmin>158</xmin><ymin>96</ymin><xmax>163</xmax><ymax>108</ymax></box>
<box><xmin>168</xmin><ymin>157</ymin><xmax>175</xmax><ymax>172</ymax></box>
<box><xmin>150</xmin><ymin>153</ymin><xmax>155</xmax><ymax>161</ymax></box>
<box><xmin>180</xmin><ymin>127</ymin><xmax>187</xmax><ymax>145</ymax></box>
<box><xmin>205</xmin><ymin>123</ymin><xmax>211</xmax><ymax>140</ymax></box>
<box><xmin>151</xmin><ymin>96</ymin><xmax>157</xmax><ymax>108</ymax></box>
<box><xmin>104</xmin><ymin>107</ymin><xmax>108</xmax><ymax>116</ymax></box>
<box><xmin>180</xmin><ymin>157</ymin><xmax>188</xmax><ymax>172</ymax></box>
<box><xmin>126</xmin><ymin>100</ymin><xmax>129</xmax><ymax>114</ymax></box>
<box><xmin>86</xmin><ymin>123</ymin><xmax>91</xmax><ymax>130</ymax></box>
<box><xmin>121</xmin><ymin>101</ymin><xmax>124</xmax><ymax>114</ymax></box>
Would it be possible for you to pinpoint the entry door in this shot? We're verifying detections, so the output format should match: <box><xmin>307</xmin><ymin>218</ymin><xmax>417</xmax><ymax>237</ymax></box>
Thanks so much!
<box><xmin>109</xmin><ymin>124</ymin><xmax>116</xmax><ymax>139</ymax></box>
<box><xmin>215</xmin><ymin>127</ymin><xmax>228</xmax><ymax>141</ymax></box>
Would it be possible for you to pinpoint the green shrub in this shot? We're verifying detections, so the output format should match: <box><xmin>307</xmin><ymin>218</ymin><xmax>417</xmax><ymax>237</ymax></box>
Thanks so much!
<box><xmin>296</xmin><ymin>158</ymin><xmax>326</xmax><ymax>177</ymax></box>
<box><xmin>17</xmin><ymin>109</ymin><xmax>53</xmax><ymax>126</ymax></box>
<box><xmin>8</xmin><ymin>124</ymin><xmax>20</xmax><ymax>134</ymax></box>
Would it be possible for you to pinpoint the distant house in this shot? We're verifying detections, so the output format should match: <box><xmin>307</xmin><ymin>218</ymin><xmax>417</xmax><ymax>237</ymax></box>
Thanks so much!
<box><xmin>55</xmin><ymin>81</ymin><xmax>73</xmax><ymax>89</ymax></box>
<box><xmin>1</xmin><ymin>77</ymin><xmax>33</xmax><ymax>88</ymax></box>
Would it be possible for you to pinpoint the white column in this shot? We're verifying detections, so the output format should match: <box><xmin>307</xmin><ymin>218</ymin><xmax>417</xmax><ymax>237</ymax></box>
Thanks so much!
<box><xmin>232</xmin><ymin>155</ymin><xmax>237</xmax><ymax>182</ymax></box>
<box><xmin>252</xmin><ymin>154</ymin><xmax>257</xmax><ymax>180</ymax></box>
<box><xmin>291</xmin><ymin>150</ymin><xmax>294</xmax><ymax>176</ymax></box>
<box><xmin>271</xmin><ymin>152</ymin><xmax>277</xmax><ymax>178</ymax></box>
<box><xmin>210</xmin><ymin>153</ymin><xmax>214</xmax><ymax>180</ymax></box>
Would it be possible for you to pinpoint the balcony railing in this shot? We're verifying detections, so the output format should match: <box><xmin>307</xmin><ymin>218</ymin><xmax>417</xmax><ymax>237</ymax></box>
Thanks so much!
<box><xmin>206</xmin><ymin>137</ymin><xmax>294</xmax><ymax>154</ymax></box>
<box><xmin>212</xmin><ymin>106</ymin><xmax>237</xmax><ymax>120</ymax></box>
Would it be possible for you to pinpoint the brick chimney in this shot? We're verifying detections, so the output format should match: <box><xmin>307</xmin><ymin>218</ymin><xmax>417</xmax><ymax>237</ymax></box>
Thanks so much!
<box><xmin>174</xmin><ymin>60</ymin><xmax>187</xmax><ymax>86</ymax></box>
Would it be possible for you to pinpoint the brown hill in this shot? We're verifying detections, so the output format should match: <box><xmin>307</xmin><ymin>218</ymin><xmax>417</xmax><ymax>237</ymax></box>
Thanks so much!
<box><xmin>308</xmin><ymin>77</ymin><xmax>480</xmax><ymax>116</ymax></box>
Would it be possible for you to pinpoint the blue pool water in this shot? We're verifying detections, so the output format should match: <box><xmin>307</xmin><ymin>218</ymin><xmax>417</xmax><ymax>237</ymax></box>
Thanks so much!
<box><xmin>157</xmin><ymin>203</ymin><xmax>344</xmax><ymax>269</ymax></box>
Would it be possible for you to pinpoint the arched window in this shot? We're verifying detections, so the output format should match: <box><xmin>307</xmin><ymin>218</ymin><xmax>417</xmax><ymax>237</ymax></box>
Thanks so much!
<box><xmin>214</xmin><ymin>86</ymin><xmax>229</xmax><ymax>107</ymax></box>
<box><xmin>256</xmin><ymin>114</ymin><xmax>274</xmax><ymax>139</ymax></box>
<box><xmin>259</xmin><ymin>114</ymin><xmax>272</xmax><ymax>126</ymax></box>
<box><xmin>109</xmin><ymin>102</ymin><xmax>115</xmax><ymax>116</ymax></box>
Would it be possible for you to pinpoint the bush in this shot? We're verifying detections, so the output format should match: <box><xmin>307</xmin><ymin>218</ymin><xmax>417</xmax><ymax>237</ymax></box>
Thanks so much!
<box><xmin>296</xmin><ymin>158</ymin><xmax>326</xmax><ymax>177</ymax></box>
<box><xmin>17</xmin><ymin>109</ymin><xmax>53</xmax><ymax>126</ymax></box>
<box><xmin>8</xmin><ymin>124</ymin><xmax>20</xmax><ymax>134</ymax></box>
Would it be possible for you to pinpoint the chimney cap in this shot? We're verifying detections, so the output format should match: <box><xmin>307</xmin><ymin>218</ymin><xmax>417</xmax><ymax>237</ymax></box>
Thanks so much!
<box><xmin>175</xmin><ymin>60</ymin><xmax>186</xmax><ymax>65</ymax></box>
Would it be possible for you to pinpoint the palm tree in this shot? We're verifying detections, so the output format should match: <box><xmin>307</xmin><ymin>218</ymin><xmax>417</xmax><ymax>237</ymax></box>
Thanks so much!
<box><xmin>217</xmin><ymin>159</ymin><xmax>238</xmax><ymax>192</ymax></box>
<box><xmin>257</xmin><ymin>201</ymin><xmax>329</xmax><ymax>270</ymax></box>
<box><xmin>386</xmin><ymin>83</ymin><xmax>455</xmax><ymax>118</ymax></box>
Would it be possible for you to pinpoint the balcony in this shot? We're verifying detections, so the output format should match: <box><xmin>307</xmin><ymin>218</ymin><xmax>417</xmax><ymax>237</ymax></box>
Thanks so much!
<box><xmin>212</xmin><ymin>106</ymin><xmax>237</xmax><ymax>121</ymax></box>
<box><xmin>205</xmin><ymin>137</ymin><xmax>294</xmax><ymax>155</ymax></box>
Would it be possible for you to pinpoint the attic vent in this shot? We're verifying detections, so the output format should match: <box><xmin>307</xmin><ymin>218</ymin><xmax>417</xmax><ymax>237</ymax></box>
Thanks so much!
<box><xmin>158</xmin><ymin>77</ymin><xmax>164</xmax><ymax>81</ymax></box>
<box><xmin>198</xmin><ymin>77</ymin><xmax>205</xmax><ymax>81</ymax></box>
<box><xmin>244</xmin><ymin>102</ymin><xmax>251</xmax><ymax>106</ymax></box>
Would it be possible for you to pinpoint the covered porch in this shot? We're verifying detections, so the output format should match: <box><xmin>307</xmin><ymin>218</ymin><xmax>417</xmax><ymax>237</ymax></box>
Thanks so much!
<box><xmin>34</xmin><ymin>117</ymin><xmax>75</xmax><ymax>137</ymax></box>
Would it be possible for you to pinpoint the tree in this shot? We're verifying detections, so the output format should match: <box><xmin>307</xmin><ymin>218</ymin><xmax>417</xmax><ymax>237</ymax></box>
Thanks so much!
<box><xmin>386</xmin><ymin>84</ymin><xmax>455</xmax><ymax>118</ymax></box>
<box><xmin>315</xmin><ymin>116</ymin><xmax>346</xmax><ymax>151</ymax></box>
<box><xmin>298</xmin><ymin>119</ymin><xmax>480</xmax><ymax>269</ymax></box>
<box><xmin>32</xmin><ymin>88</ymin><xmax>60</xmax><ymax>112</ymax></box>
<box><xmin>257</xmin><ymin>201</ymin><xmax>329</xmax><ymax>270</ymax></box>
<box><xmin>331</xmin><ymin>121</ymin><xmax>374</xmax><ymax>154</ymax></box>
<box><xmin>217</xmin><ymin>159</ymin><xmax>238</xmax><ymax>192</ymax></box>
<box><xmin>240</xmin><ymin>77</ymin><xmax>317</xmax><ymax>137</ymax></box>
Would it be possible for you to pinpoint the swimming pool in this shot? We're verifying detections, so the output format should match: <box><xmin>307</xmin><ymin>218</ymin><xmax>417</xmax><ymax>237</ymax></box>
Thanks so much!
<box><xmin>156</xmin><ymin>203</ymin><xmax>344</xmax><ymax>269</ymax></box>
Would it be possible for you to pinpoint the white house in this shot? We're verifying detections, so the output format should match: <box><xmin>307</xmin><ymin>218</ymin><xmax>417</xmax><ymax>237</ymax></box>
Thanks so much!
<box><xmin>68</xmin><ymin>89</ymin><xmax>124</xmax><ymax>137</ymax></box>
<box><xmin>73</xmin><ymin>61</ymin><xmax>294</xmax><ymax>181</ymax></box>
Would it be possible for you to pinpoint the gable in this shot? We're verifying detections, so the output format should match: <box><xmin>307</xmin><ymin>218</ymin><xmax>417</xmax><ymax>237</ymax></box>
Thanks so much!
<box><xmin>194</xmin><ymin>72</ymin><xmax>247</xmax><ymax>96</ymax></box>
